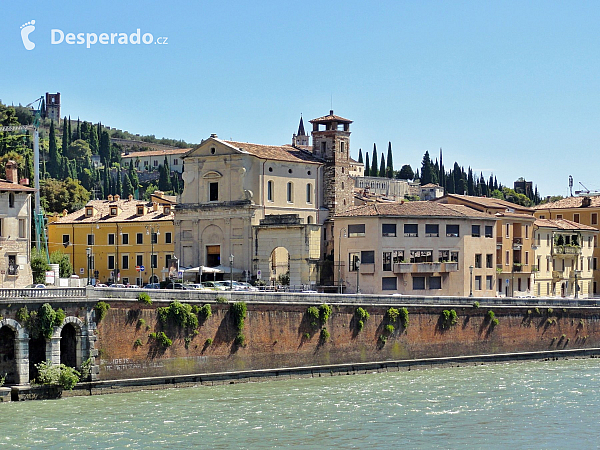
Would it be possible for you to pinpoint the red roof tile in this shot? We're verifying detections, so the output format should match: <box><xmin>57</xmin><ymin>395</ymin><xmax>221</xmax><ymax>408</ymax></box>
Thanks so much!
<box><xmin>338</xmin><ymin>201</ymin><xmax>496</xmax><ymax>219</ymax></box>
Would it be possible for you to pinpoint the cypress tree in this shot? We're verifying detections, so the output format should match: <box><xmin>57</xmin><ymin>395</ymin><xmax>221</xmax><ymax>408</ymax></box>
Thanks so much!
<box><xmin>76</xmin><ymin>118</ymin><xmax>81</xmax><ymax>141</ymax></box>
<box><xmin>358</xmin><ymin>148</ymin><xmax>363</xmax><ymax>164</ymax></box>
<box><xmin>47</xmin><ymin>120</ymin><xmax>61</xmax><ymax>178</ymax></box>
<box><xmin>365</xmin><ymin>153</ymin><xmax>370</xmax><ymax>177</ymax></box>
<box><xmin>370</xmin><ymin>144</ymin><xmax>378</xmax><ymax>178</ymax></box>
<box><xmin>467</xmin><ymin>167</ymin><xmax>474</xmax><ymax>196</ymax></box>
<box><xmin>103</xmin><ymin>167</ymin><xmax>110</xmax><ymax>198</ymax></box>
<box><xmin>379</xmin><ymin>152</ymin><xmax>386</xmax><ymax>179</ymax></box>
<box><xmin>386</xmin><ymin>142</ymin><xmax>393</xmax><ymax>178</ymax></box>
<box><xmin>40</xmin><ymin>99</ymin><xmax>46</xmax><ymax>118</ymax></box>
<box><xmin>61</xmin><ymin>116</ymin><xmax>69</xmax><ymax>157</ymax></box>
<box><xmin>99</xmin><ymin>131</ymin><xmax>110</xmax><ymax>164</ymax></box>
<box><xmin>158</xmin><ymin>157</ymin><xmax>172</xmax><ymax>191</ymax></box>
<box><xmin>116</xmin><ymin>167</ymin><xmax>122</xmax><ymax>196</ymax></box>
<box><xmin>420</xmin><ymin>151</ymin><xmax>433</xmax><ymax>185</ymax></box>
<box><xmin>89</xmin><ymin>124</ymin><xmax>99</xmax><ymax>154</ymax></box>
<box><xmin>68</xmin><ymin>116</ymin><xmax>72</xmax><ymax>144</ymax></box>
<box><xmin>123</xmin><ymin>172</ymin><xmax>133</xmax><ymax>198</ymax></box>
<box><xmin>128</xmin><ymin>160</ymin><xmax>140</xmax><ymax>196</ymax></box>
<box><xmin>453</xmin><ymin>163</ymin><xmax>463</xmax><ymax>195</ymax></box>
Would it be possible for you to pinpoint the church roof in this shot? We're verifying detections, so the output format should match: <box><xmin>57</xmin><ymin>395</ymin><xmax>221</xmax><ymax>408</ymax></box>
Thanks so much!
<box><xmin>297</xmin><ymin>116</ymin><xmax>306</xmax><ymax>136</ymax></box>
<box><xmin>223</xmin><ymin>140</ymin><xmax>322</xmax><ymax>165</ymax></box>
<box><xmin>310</xmin><ymin>110</ymin><xmax>353</xmax><ymax>124</ymax></box>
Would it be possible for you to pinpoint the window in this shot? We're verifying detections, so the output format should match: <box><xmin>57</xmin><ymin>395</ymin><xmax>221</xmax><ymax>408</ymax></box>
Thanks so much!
<box><xmin>110</xmin><ymin>207</ymin><xmax>117</xmax><ymax>216</ymax></box>
<box><xmin>505</xmin><ymin>250</ymin><xmax>510</xmax><ymax>265</ymax></box>
<box><xmin>486</xmin><ymin>254</ymin><xmax>493</xmax><ymax>268</ymax></box>
<box><xmin>410</xmin><ymin>250</ymin><xmax>433</xmax><ymax>263</ymax></box>
<box><xmin>108</xmin><ymin>255</ymin><xmax>115</xmax><ymax>270</ymax></box>
<box><xmin>429</xmin><ymin>276</ymin><xmax>442</xmax><ymax>289</ymax></box>
<box><xmin>86</xmin><ymin>207</ymin><xmax>93</xmax><ymax>217</ymax></box>
<box><xmin>151</xmin><ymin>254</ymin><xmax>158</xmax><ymax>268</ymax></box>
<box><xmin>164</xmin><ymin>207</ymin><xmax>170</xmax><ymax>215</ymax></box>
<box><xmin>321</xmin><ymin>141</ymin><xmax>326</xmax><ymax>153</ymax></box>
<box><xmin>475</xmin><ymin>275</ymin><xmax>482</xmax><ymax>290</ymax></box>
<box><xmin>267</xmin><ymin>181</ymin><xmax>274</xmax><ymax>202</ymax></box>
<box><xmin>547</xmin><ymin>234</ymin><xmax>550</xmax><ymax>246</ymax></box>
<box><xmin>404</xmin><ymin>224</ymin><xmax>418</xmax><ymax>237</ymax></box>
<box><xmin>475</xmin><ymin>254</ymin><xmax>482</xmax><ymax>268</ymax></box>
<box><xmin>153</xmin><ymin>160</ymin><xmax>158</xmax><ymax>167</ymax></box>
<box><xmin>209</xmin><ymin>182</ymin><xmax>219</xmax><ymax>202</ymax></box>
<box><xmin>593</xmin><ymin>213</ymin><xmax>598</xmax><ymax>225</ymax></box>
<box><xmin>574</xmin><ymin>213</ymin><xmax>580</xmax><ymax>223</ymax></box>
<box><xmin>594</xmin><ymin>258</ymin><xmax>598</xmax><ymax>271</ymax></box>
<box><xmin>8</xmin><ymin>193</ymin><xmax>14</xmax><ymax>208</ymax></box>
<box><xmin>137</xmin><ymin>206</ymin><xmax>144</xmax><ymax>215</ymax></box>
<box><xmin>556</xmin><ymin>214</ymin><xmax>562</xmax><ymax>220</ymax></box>
<box><xmin>62</xmin><ymin>234</ymin><xmax>70</xmax><ymax>245</ymax></box>
<box><xmin>136</xmin><ymin>233</ymin><xmax>143</xmax><ymax>244</ymax></box>
<box><xmin>361</xmin><ymin>251</ymin><xmax>375</xmax><ymax>264</ymax></box>
<box><xmin>486</xmin><ymin>275</ymin><xmax>493</xmax><ymax>290</ymax></box>
<box><xmin>136</xmin><ymin>255</ymin><xmax>143</xmax><ymax>267</ymax></box>
<box><xmin>425</xmin><ymin>224</ymin><xmax>439</xmax><ymax>237</ymax></box>
<box><xmin>17</xmin><ymin>219</ymin><xmax>24</xmax><ymax>238</ymax></box>
<box><xmin>287</xmin><ymin>182</ymin><xmax>293</xmax><ymax>203</ymax></box>
<box><xmin>413</xmin><ymin>276</ymin><xmax>425</xmax><ymax>290</ymax></box>
<box><xmin>451</xmin><ymin>251</ymin><xmax>459</xmax><ymax>262</ymax></box>
<box><xmin>382</xmin><ymin>277</ymin><xmax>397</xmax><ymax>291</ymax></box>
<box><xmin>439</xmin><ymin>250</ymin><xmax>450</xmax><ymax>262</ymax></box>
<box><xmin>525</xmin><ymin>225</ymin><xmax>529</xmax><ymax>238</ymax></box>
<box><xmin>506</xmin><ymin>223</ymin><xmax>510</xmax><ymax>238</ymax></box>
<box><xmin>485</xmin><ymin>226</ymin><xmax>493</xmax><ymax>238</ymax></box>
<box><xmin>472</xmin><ymin>225</ymin><xmax>481</xmax><ymax>237</ymax></box>
<box><xmin>348</xmin><ymin>224</ymin><xmax>365</xmax><ymax>237</ymax></box>
<box><xmin>340</xmin><ymin>141</ymin><xmax>345</xmax><ymax>154</ymax></box>
<box><xmin>589</xmin><ymin>236</ymin><xmax>593</xmax><ymax>248</ymax></box>
<box><xmin>165</xmin><ymin>232</ymin><xmax>172</xmax><ymax>244</ymax></box>
<box><xmin>7</xmin><ymin>255</ymin><xmax>16</xmax><ymax>275</ymax></box>
<box><xmin>382</xmin><ymin>224</ymin><xmax>396</xmax><ymax>237</ymax></box>
<box><xmin>349</xmin><ymin>252</ymin><xmax>360</xmax><ymax>271</ymax></box>
<box><xmin>122</xmin><ymin>255</ymin><xmax>129</xmax><ymax>270</ymax></box>
<box><xmin>392</xmin><ymin>250</ymin><xmax>405</xmax><ymax>263</ymax></box>
<box><xmin>446</xmin><ymin>224</ymin><xmax>459</xmax><ymax>237</ymax></box>
<box><xmin>536</xmin><ymin>233</ymin><xmax>540</xmax><ymax>246</ymax></box>
<box><xmin>122</xmin><ymin>233</ymin><xmax>129</xmax><ymax>245</ymax></box>
<box><xmin>88</xmin><ymin>234</ymin><xmax>95</xmax><ymax>245</ymax></box>
<box><xmin>122</xmin><ymin>277</ymin><xmax>129</xmax><ymax>285</ymax></box>
<box><xmin>173</xmin><ymin>159</ymin><xmax>178</xmax><ymax>166</ymax></box>
<box><xmin>108</xmin><ymin>234</ymin><xmax>115</xmax><ymax>245</ymax></box>
<box><xmin>306</xmin><ymin>184</ymin><xmax>312</xmax><ymax>204</ymax></box>
<box><xmin>383</xmin><ymin>252</ymin><xmax>392</xmax><ymax>271</ymax></box>
<box><xmin>525</xmin><ymin>251</ymin><xmax>529</xmax><ymax>265</ymax></box>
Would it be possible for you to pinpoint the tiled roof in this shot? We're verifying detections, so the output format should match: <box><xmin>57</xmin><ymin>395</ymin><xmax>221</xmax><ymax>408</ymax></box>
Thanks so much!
<box><xmin>533</xmin><ymin>196</ymin><xmax>600</xmax><ymax>210</ymax></box>
<box><xmin>338</xmin><ymin>201</ymin><xmax>495</xmax><ymax>220</ymax></box>
<box><xmin>309</xmin><ymin>110</ymin><xmax>353</xmax><ymax>124</ymax></box>
<box><xmin>121</xmin><ymin>148</ymin><xmax>191</xmax><ymax>159</ymax></box>
<box><xmin>421</xmin><ymin>183</ymin><xmax>442</xmax><ymax>188</ymax></box>
<box><xmin>222</xmin><ymin>140</ymin><xmax>322</xmax><ymax>165</ymax></box>
<box><xmin>0</xmin><ymin>180</ymin><xmax>35</xmax><ymax>192</ymax></box>
<box><xmin>495</xmin><ymin>211</ymin><xmax>537</xmax><ymax>220</ymax></box>
<box><xmin>535</xmin><ymin>218</ymin><xmax>598</xmax><ymax>232</ymax></box>
<box><xmin>51</xmin><ymin>198</ymin><xmax>174</xmax><ymax>225</ymax></box>
<box><xmin>440</xmin><ymin>194</ymin><xmax>534</xmax><ymax>213</ymax></box>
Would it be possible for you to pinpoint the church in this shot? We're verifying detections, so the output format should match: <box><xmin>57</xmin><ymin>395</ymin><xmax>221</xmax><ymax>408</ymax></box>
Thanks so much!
<box><xmin>174</xmin><ymin>111</ymin><xmax>354</xmax><ymax>287</ymax></box>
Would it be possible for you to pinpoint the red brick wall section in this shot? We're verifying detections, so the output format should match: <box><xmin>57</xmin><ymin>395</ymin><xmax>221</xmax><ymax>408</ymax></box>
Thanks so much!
<box><xmin>94</xmin><ymin>302</ymin><xmax>600</xmax><ymax>380</ymax></box>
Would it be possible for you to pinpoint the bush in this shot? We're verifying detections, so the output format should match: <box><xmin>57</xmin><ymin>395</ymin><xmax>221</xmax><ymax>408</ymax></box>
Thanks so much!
<box><xmin>441</xmin><ymin>310</ymin><xmax>458</xmax><ymax>329</ymax></box>
<box><xmin>547</xmin><ymin>308</ymin><xmax>553</xmax><ymax>315</ymax></box>
<box><xmin>149</xmin><ymin>331</ymin><xmax>172</xmax><ymax>348</ymax></box>
<box><xmin>16</xmin><ymin>306</ymin><xmax>29</xmax><ymax>323</ymax></box>
<box><xmin>399</xmin><ymin>307</ymin><xmax>409</xmax><ymax>328</ymax></box>
<box><xmin>137</xmin><ymin>292</ymin><xmax>152</xmax><ymax>305</ymax></box>
<box><xmin>235</xmin><ymin>333</ymin><xmax>246</xmax><ymax>346</ymax></box>
<box><xmin>307</xmin><ymin>306</ymin><xmax>320</xmax><ymax>326</ymax></box>
<box><xmin>35</xmin><ymin>361</ymin><xmax>80</xmax><ymax>390</ymax></box>
<box><xmin>156</xmin><ymin>301</ymin><xmax>198</xmax><ymax>330</ymax></box>
<box><xmin>473</xmin><ymin>301</ymin><xmax>480</xmax><ymax>308</ymax></box>
<box><xmin>357</xmin><ymin>320</ymin><xmax>365</xmax><ymax>331</ymax></box>
<box><xmin>137</xmin><ymin>318</ymin><xmax>146</xmax><ymax>329</ymax></box>
<box><xmin>303</xmin><ymin>332</ymin><xmax>311</xmax><ymax>339</ymax></box>
<box><xmin>320</xmin><ymin>328</ymin><xmax>330</xmax><ymax>342</ymax></box>
<box><xmin>387</xmin><ymin>307</ymin><xmax>399</xmax><ymax>323</ymax></box>
<box><xmin>355</xmin><ymin>307</ymin><xmax>370</xmax><ymax>322</ymax></box>
<box><xmin>134</xmin><ymin>338</ymin><xmax>143</xmax><ymax>347</ymax></box>
<box><xmin>215</xmin><ymin>296</ymin><xmax>228</xmax><ymax>304</ymax></box>
<box><xmin>205</xmin><ymin>338</ymin><xmax>213</xmax><ymax>346</ymax></box>
<box><xmin>385</xmin><ymin>324</ymin><xmax>395</xmax><ymax>334</ymax></box>
<box><xmin>197</xmin><ymin>304</ymin><xmax>212</xmax><ymax>321</ymax></box>
<box><xmin>231</xmin><ymin>302</ymin><xmax>247</xmax><ymax>332</ymax></box>
<box><xmin>318</xmin><ymin>304</ymin><xmax>332</xmax><ymax>322</ymax></box>
<box><xmin>94</xmin><ymin>301</ymin><xmax>110</xmax><ymax>322</ymax></box>
<box><xmin>487</xmin><ymin>310</ymin><xmax>499</xmax><ymax>327</ymax></box>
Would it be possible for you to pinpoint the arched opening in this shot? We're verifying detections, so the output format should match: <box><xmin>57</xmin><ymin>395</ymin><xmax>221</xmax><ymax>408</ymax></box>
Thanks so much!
<box><xmin>60</xmin><ymin>323</ymin><xmax>78</xmax><ymax>369</ymax></box>
<box><xmin>269</xmin><ymin>247</ymin><xmax>290</xmax><ymax>285</ymax></box>
<box><xmin>307</xmin><ymin>215</ymin><xmax>313</xmax><ymax>224</ymax></box>
<box><xmin>0</xmin><ymin>326</ymin><xmax>16</xmax><ymax>385</ymax></box>
<box><xmin>29</xmin><ymin>336</ymin><xmax>46</xmax><ymax>382</ymax></box>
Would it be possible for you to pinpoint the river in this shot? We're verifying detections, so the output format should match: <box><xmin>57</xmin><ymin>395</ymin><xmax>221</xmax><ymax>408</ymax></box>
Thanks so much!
<box><xmin>1</xmin><ymin>358</ymin><xmax>599</xmax><ymax>448</ymax></box>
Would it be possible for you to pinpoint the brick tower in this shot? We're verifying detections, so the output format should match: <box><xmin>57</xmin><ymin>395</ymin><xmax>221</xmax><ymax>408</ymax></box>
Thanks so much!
<box><xmin>310</xmin><ymin>110</ymin><xmax>353</xmax><ymax>215</ymax></box>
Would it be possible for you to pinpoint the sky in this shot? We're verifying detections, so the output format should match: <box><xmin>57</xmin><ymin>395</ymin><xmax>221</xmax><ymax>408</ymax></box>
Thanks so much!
<box><xmin>2</xmin><ymin>0</ymin><xmax>600</xmax><ymax>197</ymax></box>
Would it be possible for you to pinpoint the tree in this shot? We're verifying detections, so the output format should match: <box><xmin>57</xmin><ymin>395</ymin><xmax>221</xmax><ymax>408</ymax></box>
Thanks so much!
<box><xmin>386</xmin><ymin>142</ymin><xmax>393</xmax><ymax>178</ymax></box>
<box><xmin>47</xmin><ymin>120</ymin><xmax>61</xmax><ymax>178</ymax></box>
<box><xmin>30</xmin><ymin>247</ymin><xmax>50</xmax><ymax>283</ymax></box>
<box><xmin>89</xmin><ymin>124</ymin><xmax>99</xmax><ymax>154</ymax></box>
<box><xmin>39</xmin><ymin>178</ymin><xmax>90</xmax><ymax>213</ymax></box>
<box><xmin>357</xmin><ymin>148</ymin><xmax>363</xmax><ymax>164</ymax></box>
<box><xmin>65</xmin><ymin>139</ymin><xmax>92</xmax><ymax>167</ymax></box>
<box><xmin>453</xmin><ymin>163</ymin><xmax>464</xmax><ymax>194</ymax></box>
<box><xmin>158</xmin><ymin>157</ymin><xmax>172</xmax><ymax>191</ymax></box>
<box><xmin>467</xmin><ymin>167</ymin><xmax>474</xmax><ymax>195</ymax></box>
<box><xmin>99</xmin><ymin>131</ymin><xmax>110</xmax><ymax>164</ymax></box>
<box><xmin>379</xmin><ymin>152</ymin><xmax>386</xmax><ymax>179</ymax></box>
<box><xmin>364</xmin><ymin>153</ymin><xmax>370</xmax><ymax>177</ymax></box>
<box><xmin>123</xmin><ymin>172</ymin><xmax>134</xmax><ymax>198</ymax></box>
<box><xmin>143</xmin><ymin>182</ymin><xmax>158</xmax><ymax>200</ymax></box>
<box><xmin>420</xmin><ymin>151</ymin><xmax>434</xmax><ymax>185</ymax></box>
<box><xmin>49</xmin><ymin>250</ymin><xmax>73</xmax><ymax>277</ymax></box>
<box><xmin>396</xmin><ymin>164</ymin><xmax>414</xmax><ymax>180</ymax></box>
<box><xmin>370</xmin><ymin>144</ymin><xmax>378</xmax><ymax>178</ymax></box>
<box><xmin>128</xmin><ymin>160</ymin><xmax>140</xmax><ymax>196</ymax></box>
<box><xmin>116</xmin><ymin>167</ymin><xmax>122</xmax><ymax>196</ymax></box>
<box><xmin>61</xmin><ymin>117</ymin><xmax>69</xmax><ymax>157</ymax></box>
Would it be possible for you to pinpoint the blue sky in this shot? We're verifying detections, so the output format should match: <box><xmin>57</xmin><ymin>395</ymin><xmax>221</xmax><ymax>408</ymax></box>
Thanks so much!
<box><xmin>2</xmin><ymin>0</ymin><xmax>599</xmax><ymax>197</ymax></box>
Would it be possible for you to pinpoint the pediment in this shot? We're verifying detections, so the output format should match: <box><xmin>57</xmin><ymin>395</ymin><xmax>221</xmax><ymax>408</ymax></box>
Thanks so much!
<box><xmin>203</xmin><ymin>171</ymin><xmax>223</xmax><ymax>179</ymax></box>
<box><xmin>184</xmin><ymin>137</ymin><xmax>245</xmax><ymax>158</ymax></box>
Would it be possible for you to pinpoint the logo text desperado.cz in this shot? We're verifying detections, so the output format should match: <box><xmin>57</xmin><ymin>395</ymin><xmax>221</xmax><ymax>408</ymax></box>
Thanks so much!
<box><xmin>51</xmin><ymin>29</ymin><xmax>167</xmax><ymax>48</ymax></box>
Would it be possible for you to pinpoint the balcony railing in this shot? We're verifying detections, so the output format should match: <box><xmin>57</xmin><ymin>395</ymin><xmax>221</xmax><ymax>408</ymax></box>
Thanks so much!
<box><xmin>393</xmin><ymin>262</ymin><xmax>458</xmax><ymax>274</ymax></box>
<box><xmin>552</xmin><ymin>270</ymin><xmax>563</xmax><ymax>280</ymax></box>
<box><xmin>513</xmin><ymin>264</ymin><xmax>523</xmax><ymax>272</ymax></box>
<box><xmin>553</xmin><ymin>245</ymin><xmax>581</xmax><ymax>256</ymax></box>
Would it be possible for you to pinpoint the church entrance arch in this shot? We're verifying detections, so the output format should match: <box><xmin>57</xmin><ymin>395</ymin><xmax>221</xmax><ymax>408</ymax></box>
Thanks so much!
<box><xmin>202</xmin><ymin>225</ymin><xmax>224</xmax><ymax>267</ymax></box>
<box><xmin>269</xmin><ymin>247</ymin><xmax>290</xmax><ymax>285</ymax></box>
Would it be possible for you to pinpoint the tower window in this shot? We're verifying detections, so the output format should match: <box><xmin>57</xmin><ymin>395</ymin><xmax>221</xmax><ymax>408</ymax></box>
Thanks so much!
<box><xmin>287</xmin><ymin>182</ymin><xmax>293</xmax><ymax>203</ymax></box>
<box><xmin>340</xmin><ymin>142</ymin><xmax>345</xmax><ymax>153</ymax></box>
<box><xmin>267</xmin><ymin>181</ymin><xmax>274</xmax><ymax>202</ymax></box>
<box><xmin>8</xmin><ymin>193</ymin><xmax>14</xmax><ymax>208</ymax></box>
<box><xmin>321</xmin><ymin>142</ymin><xmax>326</xmax><ymax>153</ymax></box>
<box><xmin>306</xmin><ymin>184</ymin><xmax>312</xmax><ymax>204</ymax></box>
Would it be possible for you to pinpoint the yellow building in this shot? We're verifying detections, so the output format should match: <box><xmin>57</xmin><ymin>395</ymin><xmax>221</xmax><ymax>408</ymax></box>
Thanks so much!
<box><xmin>48</xmin><ymin>192</ymin><xmax>175</xmax><ymax>285</ymax></box>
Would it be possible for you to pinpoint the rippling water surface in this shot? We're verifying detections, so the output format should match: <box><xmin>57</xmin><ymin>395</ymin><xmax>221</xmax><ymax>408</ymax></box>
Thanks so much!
<box><xmin>2</xmin><ymin>358</ymin><xmax>600</xmax><ymax>449</ymax></box>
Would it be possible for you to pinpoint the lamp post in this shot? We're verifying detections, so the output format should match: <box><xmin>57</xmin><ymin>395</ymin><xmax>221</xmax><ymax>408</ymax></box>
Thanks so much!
<box><xmin>338</xmin><ymin>227</ymin><xmax>346</xmax><ymax>294</ymax></box>
<box><xmin>355</xmin><ymin>258</ymin><xmax>361</xmax><ymax>294</ymax></box>
<box><xmin>574</xmin><ymin>270</ymin><xmax>579</xmax><ymax>298</ymax></box>
<box><xmin>146</xmin><ymin>225</ymin><xmax>160</xmax><ymax>285</ymax></box>
<box><xmin>229</xmin><ymin>254</ymin><xmax>234</xmax><ymax>290</ymax></box>
<box><xmin>86</xmin><ymin>247</ymin><xmax>91</xmax><ymax>285</ymax></box>
<box><xmin>469</xmin><ymin>265</ymin><xmax>474</xmax><ymax>297</ymax></box>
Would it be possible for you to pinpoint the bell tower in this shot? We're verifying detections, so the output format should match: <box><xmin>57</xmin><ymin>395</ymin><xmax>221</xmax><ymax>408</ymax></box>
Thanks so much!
<box><xmin>310</xmin><ymin>110</ymin><xmax>353</xmax><ymax>215</ymax></box>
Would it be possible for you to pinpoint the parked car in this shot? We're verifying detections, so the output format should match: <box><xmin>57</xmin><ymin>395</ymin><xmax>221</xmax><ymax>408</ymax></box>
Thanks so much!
<box><xmin>202</xmin><ymin>281</ymin><xmax>227</xmax><ymax>291</ymax></box>
<box><xmin>144</xmin><ymin>283</ymin><xmax>161</xmax><ymax>289</ymax></box>
<box><xmin>186</xmin><ymin>283</ymin><xmax>210</xmax><ymax>291</ymax></box>
<box><xmin>95</xmin><ymin>283</ymin><xmax>108</xmax><ymax>288</ymax></box>
<box><xmin>165</xmin><ymin>282</ymin><xmax>194</xmax><ymax>290</ymax></box>
<box><xmin>25</xmin><ymin>284</ymin><xmax>46</xmax><ymax>289</ymax></box>
<box><xmin>234</xmin><ymin>282</ymin><xmax>258</xmax><ymax>291</ymax></box>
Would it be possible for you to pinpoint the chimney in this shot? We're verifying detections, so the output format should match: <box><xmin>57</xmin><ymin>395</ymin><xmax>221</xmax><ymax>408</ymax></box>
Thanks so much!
<box><xmin>5</xmin><ymin>160</ymin><xmax>18</xmax><ymax>184</ymax></box>
<box><xmin>114</xmin><ymin>194</ymin><xmax>120</xmax><ymax>201</ymax></box>
<box><xmin>128</xmin><ymin>194</ymin><xmax>133</xmax><ymax>201</ymax></box>
<box><xmin>62</xmin><ymin>209</ymin><xmax>68</xmax><ymax>216</ymax></box>
<box><xmin>154</xmin><ymin>190</ymin><xmax>164</xmax><ymax>198</ymax></box>
<box><xmin>152</xmin><ymin>202</ymin><xmax>158</xmax><ymax>211</ymax></box>
<box><xmin>107</xmin><ymin>194</ymin><xmax>113</xmax><ymax>202</ymax></box>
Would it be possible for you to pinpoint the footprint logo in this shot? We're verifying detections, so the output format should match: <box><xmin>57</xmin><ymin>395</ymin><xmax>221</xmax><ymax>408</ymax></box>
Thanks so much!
<box><xmin>20</xmin><ymin>20</ymin><xmax>36</xmax><ymax>50</ymax></box>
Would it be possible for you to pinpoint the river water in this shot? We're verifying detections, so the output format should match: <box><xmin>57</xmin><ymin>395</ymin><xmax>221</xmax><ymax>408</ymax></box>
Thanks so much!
<box><xmin>1</xmin><ymin>358</ymin><xmax>599</xmax><ymax>449</ymax></box>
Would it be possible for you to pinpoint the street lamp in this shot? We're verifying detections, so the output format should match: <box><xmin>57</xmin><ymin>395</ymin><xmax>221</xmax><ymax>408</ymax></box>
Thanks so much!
<box><xmin>355</xmin><ymin>257</ymin><xmax>361</xmax><ymax>294</ymax></box>
<box><xmin>229</xmin><ymin>254</ymin><xmax>234</xmax><ymax>290</ymax></box>
<box><xmin>574</xmin><ymin>270</ymin><xmax>579</xmax><ymax>298</ymax></box>
<box><xmin>338</xmin><ymin>227</ymin><xmax>346</xmax><ymax>294</ymax></box>
<box><xmin>469</xmin><ymin>265</ymin><xmax>474</xmax><ymax>297</ymax></box>
<box><xmin>146</xmin><ymin>225</ymin><xmax>160</xmax><ymax>285</ymax></box>
<box><xmin>86</xmin><ymin>247</ymin><xmax>91</xmax><ymax>285</ymax></box>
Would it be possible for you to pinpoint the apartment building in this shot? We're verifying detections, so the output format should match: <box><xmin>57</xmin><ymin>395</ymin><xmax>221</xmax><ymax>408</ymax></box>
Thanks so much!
<box><xmin>335</xmin><ymin>201</ymin><xmax>498</xmax><ymax>296</ymax></box>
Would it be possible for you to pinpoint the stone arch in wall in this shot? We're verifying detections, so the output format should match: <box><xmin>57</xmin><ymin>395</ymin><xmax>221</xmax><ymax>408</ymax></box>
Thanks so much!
<box><xmin>53</xmin><ymin>317</ymin><xmax>90</xmax><ymax>373</ymax></box>
<box><xmin>269</xmin><ymin>246</ymin><xmax>290</xmax><ymax>284</ymax></box>
<box><xmin>0</xmin><ymin>318</ymin><xmax>29</xmax><ymax>385</ymax></box>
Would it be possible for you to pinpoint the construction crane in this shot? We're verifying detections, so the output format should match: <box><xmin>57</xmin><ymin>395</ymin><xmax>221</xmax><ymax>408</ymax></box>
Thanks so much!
<box><xmin>574</xmin><ymin>181</ymin><xmax>600</xmax><ymax>197</ymax></box>
<box><xmin>0</xmin><ymin>96</ymin><xmax>45</xmax><ymax>254</ymax></box>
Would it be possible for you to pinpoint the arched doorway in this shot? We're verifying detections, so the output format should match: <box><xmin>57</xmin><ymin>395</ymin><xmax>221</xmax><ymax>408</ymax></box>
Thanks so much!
<box><xmin>269</xmin><ymin>247</ymin><xmax>290</xmax><ymax>285</ymax></box>
<box><xmin>60</xmin><ymin>323</ymin><xmax>77</xmax><ymax>369</ymax></box>
<box><xmin>29</xmin><ymin>336</ymin><xmax>46</xmax><ymax>382</ymax></box>
<box><xmin>0</xmin><ymin>326</ymin><xmax>16</xmax><ymax>385</ymax></box>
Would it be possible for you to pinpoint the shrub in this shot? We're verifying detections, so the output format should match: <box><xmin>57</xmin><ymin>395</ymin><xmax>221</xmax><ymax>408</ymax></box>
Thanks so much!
<box><xmin>547</xmin><ymin>308</ymin><xmax>553</xmax><ymax>315</ymax></box>
<box><xmin>197</xmin><ymin>304</ymin><xmax>212</xmax><ymax>321</ymax></box>
<box><xmin>441</xmin><ymin>310</ymin><xmax>458</xmax><ymax>329</ymax></box>
<box><xmin>156</xmin><ymin>301</ymin><xmax>198</xmax><ymax>330</ymax></box>
<box><xmin>487</xmin><ymin>310</ymin><xmax>499</xmax><ymax>328</ymax></box>
<box><xmin>320</xmin><ymin>328</ymin><xmax>330</xmax><ymax>342</ymax></box>
<box><xmin>319</xmin><ymin>304</ymin><xmax>332</xmax><ymax>322</ymax></box>
<box><xmin>35</xmin><ymin>361</ymin><xmax>80</xmax><ymax>390</ymax></box>
<box><xmin>473</xmin><ymin>301</ymin><xmax>480</xmax><ymax>308</ymax></box>
<box><xmin>184</xmin><ymin>337</ymin><xmax>191</xmax><ymax>349</ymax></box>
<box><xmin>231</xmin><ymin>302</ymin><xmax>247</xmax><ymax>332</ymax></box>
<box><xmin>16</xmin><ymin>306</ymin><xmax>29</xmax><ymax>323</ymax></box>
<box><xmin>387</xmin><ymin>307</ymin><xmax>399</xmax><ymax>323</ymax></box>
<box><xmin>215</xmin><ymin>296</ymin><xmax>228</xmax><ymax>304</ymax></box>
<box><xmin>379</xmin><ymin>335</ymin><xmax>388</xmax><ymax>343</ymax></box>
<box><xmin>94</xmin><ymin>301</ymin><xmax>110</xmax><ymax>322</ymax></box>
<box><xmin>399</xmin><ymin>307</ymin><xmax>409</xmax><ymax>328</ymax></box>
<box><xmin>355</xmin><ymin>307</ymin><xmax>370</xmax><ymax>322</ymax></box>
<box><xmin>385</xmin><ymin>324</ymin><xmax>395</xmax><ymax>334</ymax></box>
<box><xmin>149</xmin><ymin>331</ymin><xmax>172</xmax><ymax>348</ymax></box>
<box><xmin>307</xmin><ymin>306</ymin><xmax>320</xmax><ymax>327</ymax></box>
<box><xmin>535</xmin><ymin>307</ymin><xmax>540</xmax><ymax>315</ymax></box>
<box><xmin>303</xmin><ymin>332</ymin><xmax>311</xmax><ymax>339</ymax></box>
<box><xmin>134</xmin><ymin>338</ymin><xmax>143</xmax><ymax>347</ymax></box>
<box><xmin>137</xmin><ymin>292</ymin><xmax>152</xmax><ymax>305</ymax></box>
<box><xmin>205</xmin><ymin>338</ymin><xmax>213</xmax><ymax>346</ymax></box>
<box><xmin>137</xmin><ymin>318</ymin><xmax>146</xmax><ymax>329</ymax></box>
<box><xmin>357</xmin><ymin>320</ymin><xmax>365</xmax><ymax>331</ymax></box>
<box><xmin>235</xmin><ymin>333</ymin><xmax>246</xmax><ymax>346</ymax></box>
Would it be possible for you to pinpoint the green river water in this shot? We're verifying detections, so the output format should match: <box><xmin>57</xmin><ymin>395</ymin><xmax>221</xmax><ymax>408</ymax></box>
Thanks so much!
<box><xmin>1</xmin><ymin>358</ymin><xmax>599</xmax><ymax>449</ymax></box>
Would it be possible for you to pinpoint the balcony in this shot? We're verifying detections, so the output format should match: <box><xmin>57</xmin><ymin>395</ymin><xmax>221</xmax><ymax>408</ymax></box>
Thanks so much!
<box><xmin>393</xmin><ymin>262</ymin><xmax>458</xmax><ymax>274</ymax></box>
<box><xmin>393</xmin><ymin>263</ymin><xmax>413</xmax><ymax>273</ymax></box>
<box><xmin>552</xmin><ymin>245</ymin><xmax>581</xmax><ymax>256</ymax></box>
<box><xmin>552</xmin><ymin>270</ymin><xmax>563</xmax><ymax>280</ymax></box>
<box><xmin>513</xmin><ymin>264</ymin><xmax>523</xmax><ymax>272</ymax></box>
